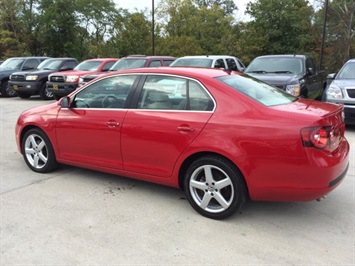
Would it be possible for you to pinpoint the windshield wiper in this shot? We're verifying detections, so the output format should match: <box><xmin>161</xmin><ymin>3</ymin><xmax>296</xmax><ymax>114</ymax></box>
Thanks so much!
<box><xmin>248</xmin><ymin>70</ymin><xmax>269</xmax><ymax>74</ymax></box>
<box><xmin>272</xmin><ymin>71</ymin><xmax>294</xmax><ymax>74</ymax></box>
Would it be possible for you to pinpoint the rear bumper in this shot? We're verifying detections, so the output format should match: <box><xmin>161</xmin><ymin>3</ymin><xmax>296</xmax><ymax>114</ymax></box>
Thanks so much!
<box><xmin>47</xmin><ymin>82</ymin><xmax>79</xmax><ymax>97</ymax></box>
<box><xmin>8</xmin><ymin>80</ymin><xmax>42</xmax><ymax>94</ymax></box>
<box><xmin>248</xmin><ymin>139</ymin><xmax>350</xmax><ymax>202</ymax></box>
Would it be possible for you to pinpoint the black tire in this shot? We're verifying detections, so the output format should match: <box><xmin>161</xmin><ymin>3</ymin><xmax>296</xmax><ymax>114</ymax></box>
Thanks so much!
<box><xmin>17</xmin><ymin>92</ymin><xmax>31</xmax><ymax>99</ymax></box>
<box><xmin>53</xmin><ymin>94</ymin><xmax>61</xmax><ymax>101</ymax></box>
<box><xmin>22</xmin><ymin>128</ymin><xmax>58</xmax><ymax>173</ymax></box>
<box><xmin>1</xmin><ymin>80</ymin><xmax>17</xmax><ymax>97</ymax></box>
<box><xmin>184</xmin><ymin>155</ymin><xmax>247</xmax><ymax>220</ymax></box>
<box><xmin>39</xmin><ymin>83</ymin><xmax>54</xmax><ymax>100</ymax></box>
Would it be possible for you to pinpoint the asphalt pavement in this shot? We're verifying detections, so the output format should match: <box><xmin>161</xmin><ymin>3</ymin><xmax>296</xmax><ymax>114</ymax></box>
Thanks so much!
<box><xmin>1</xmin><ymin>96</ymin><xmax>354</xmax><ymax>265</ymax></box>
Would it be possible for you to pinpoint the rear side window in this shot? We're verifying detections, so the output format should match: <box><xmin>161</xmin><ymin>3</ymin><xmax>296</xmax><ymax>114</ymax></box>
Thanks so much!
<box><xmin>214</xmin><ymin>59</ymin><xmax>225</xmax><ymax>69</ymax></box>
<box><xmin>217</xmin><ymin>74</ymin><xmax>297</xmax><ymax>106</ymax></box>
<box><xmin>137</xmin><ymin>75</ymin><xmax>214</xmax><ymax>111</ymax></box>
<box><xmin>148</xmin><ymin>60</ymin><xmax>162</xmax><ymax>67</ymax></box>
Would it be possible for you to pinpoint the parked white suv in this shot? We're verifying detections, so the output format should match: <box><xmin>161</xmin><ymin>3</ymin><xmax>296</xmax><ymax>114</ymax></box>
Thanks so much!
<box><xmin>170</xmin><ymin>55</ymin><xmax>246</xmax><ymax>72</ymax></box>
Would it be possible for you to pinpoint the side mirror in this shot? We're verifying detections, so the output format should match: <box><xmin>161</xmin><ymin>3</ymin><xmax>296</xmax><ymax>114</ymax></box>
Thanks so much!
<box><xmin>60</xmin><ymin>96</ymin><xmax>71</xmax><ymax>108</ymax></box>
<box><xmin>327</xmin><ymin>73</ymin><xmax>336</xmax><ymax>79</ymax></box>
<box><xmin>307</xmin><ymin>68</ymin><xmax>315</xmax><ymax>76</ymax></box>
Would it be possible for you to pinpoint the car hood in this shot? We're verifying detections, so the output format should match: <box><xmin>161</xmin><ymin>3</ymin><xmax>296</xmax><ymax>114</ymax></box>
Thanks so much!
<box><xmin>271</xmin><ymin>98</ymin><xmax>342</xmax><ymax>117</ymax></box>
<box><xmin>331</xmin><ymin>79</ymin><xmax>355</xmax><ymax>88</ymax></box>
<box><xmin>12</xmin><ymin>69</ymin><xmax>56</xmax><ymax>76</ymax></box>
<box><xmin>0</xmin><ymin>68</ymin><xmax>16</xmax><ymax>76</ymax></box>
<box><xmin>53</xmin><ymin>70</ymin><xmax>100</xmax><ymax>76</ymax></box>
<box><xmin>247</xmin><ymin>73</ymin><xmax>300</xmax><ymax>86</ymax></box>
<box><xmin>21</xmin><ymin>101</ymin><xmax>60</xmax><ymax>118</ymax></box>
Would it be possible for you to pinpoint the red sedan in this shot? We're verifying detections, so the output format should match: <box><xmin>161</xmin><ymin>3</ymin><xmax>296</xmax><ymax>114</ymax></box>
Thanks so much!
<box><xmin>15</xmin><ymin>67</ymin><xmax>350</xmax><ymax>219</ymax></box>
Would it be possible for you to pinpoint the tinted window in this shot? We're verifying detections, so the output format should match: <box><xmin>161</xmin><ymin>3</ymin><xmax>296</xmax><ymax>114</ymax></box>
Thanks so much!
<box><xmin>163</xmin><ymin>60</ymin><xmax>175</xmax><ymax>66</ymax></box>
<box><xmin>137</xmin><ymin>75</ymin><xmax>214</xmax><ymax>111</ymax></box>
<box><xmin>102</xmin><ymin>61</ymin><xmax>116</xmax><ymax>71</ymax></box>
<box><xmin>226</xmin><ymin>58</ymin><xmax>238</xmax><ymax>71</ymax></box>
<box><xmin>214</xmin><ymin>59</ymin><xmax>225</xmax><ymax>69</ymax></box>
<box><xmin>246</xmin><ymin>57</ymin><xmax>303</xmax><ymax>75</ymax></box>
<box><xmin>148</xmin><ymin>60</ymin><xmax>162</xmax><ymax>67</ymax></box>
<box><xmin>62</xmin><ymin>61</ymin><xmax>77</xmax><ymax>70</ymax></box>
<box><xmin>217</xmin><ymin>74</ymin><xmax>297</xmax><ymax>106</ymax></box>
<box><xmin>23</xmin><ymin>59</ymin><xmax>39</xmax><ymax>70</ymax></box>
<box><xmin>72</xmin><ymin>75</ymin><xmax>137</xmax><ymax>109</ymax></box>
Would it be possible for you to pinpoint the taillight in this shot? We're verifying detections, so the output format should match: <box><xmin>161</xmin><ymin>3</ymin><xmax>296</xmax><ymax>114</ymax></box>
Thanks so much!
<box><xmin>301</xmin><ymin>126</ymin><xmax>341</xmax><ymax>152</ymax></box>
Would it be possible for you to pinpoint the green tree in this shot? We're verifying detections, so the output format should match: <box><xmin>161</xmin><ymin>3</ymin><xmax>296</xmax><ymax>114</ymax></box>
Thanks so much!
<box><xmin>245</xmin><ymin>0</ymin><xmax>316</xmax><ymax>56</ymax></box>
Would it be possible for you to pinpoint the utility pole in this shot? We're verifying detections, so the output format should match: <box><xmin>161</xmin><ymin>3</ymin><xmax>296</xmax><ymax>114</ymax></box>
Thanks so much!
<box><xmin>152</xmin><ymin>0</ymin><xmax>155</xmax><ymax>55</ymax></box>
<box><xmin>319</xmin><ymin>0</ymin><xmax>329</xmax><ymax>69</ymax></box>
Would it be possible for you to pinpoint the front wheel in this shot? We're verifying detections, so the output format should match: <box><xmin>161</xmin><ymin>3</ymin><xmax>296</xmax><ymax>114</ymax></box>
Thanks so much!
<box><xmin>1</xmin><ymin>80</ymin><xmax>17</xmax><ymax>97</ymax></box>
<box><xmin>22</xmin><ymin>128</ymin><xmax>58</xmax><ymax>173</ymax></box>
<box><xmin>184</xmin><ymin>156</ymin><xmax>247</xmax><ymax>220</ymax></box>
<box><xmin>39</xmin><ymin>83</ymin><xmax>54</xmax><ymax>100</ymax></box>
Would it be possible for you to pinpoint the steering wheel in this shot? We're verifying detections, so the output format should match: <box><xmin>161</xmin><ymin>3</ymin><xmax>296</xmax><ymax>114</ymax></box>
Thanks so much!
<box><xmin>75</xmin><ymin>99</ymin><xmax>90</xmax><ymax>108</ymax></box>
<box><xmin>102</xmin><ymin>95</ymin><xmax>123</xmax><ymax>108</ymax></box>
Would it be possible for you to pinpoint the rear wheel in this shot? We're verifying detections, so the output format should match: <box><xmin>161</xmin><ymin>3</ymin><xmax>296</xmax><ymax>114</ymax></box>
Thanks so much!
<box><xmin>1</xmin><ymin>80</ymin><xmax>17</xmax><ymax>97</ymax></box>
<box><xmin>184</xmin><ymin>155</ymin><xmax>247</xmax><ymax>220</ymax></box>
<box><xmin>39</xmin><ymin>83</ymin><xmax>54</xmax><ymax>100</ymax></box>
<box><xmin>22</xmin><ymin>128</ymin><xmax>58</xmax><ymax>173</ymax></box>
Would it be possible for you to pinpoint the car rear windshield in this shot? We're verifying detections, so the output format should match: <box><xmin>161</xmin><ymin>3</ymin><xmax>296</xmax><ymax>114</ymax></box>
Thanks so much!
<box><xmin>171</xmin><ymin>58</ymin><xmax>213</xmax><ymax>67</ymax></box>
<box><xmin>246</xmin><ymin>57</ymin><xmax>303</xmax><ymax>75</ymax></box>
<box><xmin>110</xmin><ymin>59</ymin><xmax>147</xmax><ymax>70</ymax></box>
<box><xmin>216</xmin><ymin>74</ymin><xmax>297</xmax><ymax>106</ymax></box>
<box><xmin>75</xmin><ymin>60</ymin><xmax>102</xmax><ymax>71</ymax></box>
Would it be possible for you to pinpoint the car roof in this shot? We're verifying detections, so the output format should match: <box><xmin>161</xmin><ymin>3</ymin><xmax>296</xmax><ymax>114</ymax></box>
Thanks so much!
<box><xmin>176</xmin><ymin>55</ymin><xmax>237</xmax><ymax>59</ymax></box>
<box><xmin>83</xmin><ymin>58</ymin><xmax>119</xmax><ymax>61</ymax></box>
<box><xmin>5</xmin><ymin>56</ymin><xmax>50</xmax><ymax>60</ymax></box>
<box><xmin>101</xmin><ymin>66</ymin><xmax>235</xmax><ymax>79</ymax></box>
<box><xmin>122</xmin><ymin>55</ymin><xmax>176</xmax><ymax>59</ymax></box>
<box><xmin>254</xmin><ymin>55</ymin><xmax>306</xmax><ymax>59</ymax></box>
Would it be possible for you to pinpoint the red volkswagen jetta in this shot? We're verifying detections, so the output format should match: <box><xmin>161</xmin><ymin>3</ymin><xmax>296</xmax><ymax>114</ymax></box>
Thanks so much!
<box><xmin>15</xmin><ymin>67</ymin><xmax>350</xmax><ymax>219</ymax></box>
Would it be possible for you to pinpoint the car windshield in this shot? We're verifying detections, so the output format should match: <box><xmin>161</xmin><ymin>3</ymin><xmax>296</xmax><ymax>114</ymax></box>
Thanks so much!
<box><xmin>246</xmin><ymin>57</ymin><xmax>303</xmax><ymax>75</ymax></box>
<box><xmin>37</xmin><ymin>59</ymin><xmax>63</xmax><ymax>70</ymax></box>
<box><xmin>110</xmin><ymin>59</ymin><xmax>147</xmax><ymax>71</ymax></box>
<box><xmin>75</xmin><ymin>60</ymin><xmax>102</xmax><ymax>71</ymax></box>
<box><xmin>171</xmin><ymin>58</ymin><xmax>213</xmax><ymax>67</ymax></box>
<box><xmin>337</xmin><ymin>61</ymin><xmax>355</xmax><ymax>79</ymax></box>
<box><xmin>0</xmin><ymin>58</ymin><xmax>25</xmax><ymax>70</ymax></box>
<box><xmin>216</xmin><ymin>74</ymin><xmax>297</xmax><ymax>107</ymax></box>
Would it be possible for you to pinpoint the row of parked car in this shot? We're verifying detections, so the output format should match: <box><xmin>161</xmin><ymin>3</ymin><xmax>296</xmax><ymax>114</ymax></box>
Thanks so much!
<box><xmin>0</xmin><ymin>54</ymin><xmax>354</xmax><ymax>124</ymax></box>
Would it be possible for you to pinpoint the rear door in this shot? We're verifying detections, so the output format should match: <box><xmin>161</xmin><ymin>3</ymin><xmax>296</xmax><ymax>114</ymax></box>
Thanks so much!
<box><xmin>121</xmin><ymin>74</ymin><xmax>215</xmax><ymax>177</ymax></box>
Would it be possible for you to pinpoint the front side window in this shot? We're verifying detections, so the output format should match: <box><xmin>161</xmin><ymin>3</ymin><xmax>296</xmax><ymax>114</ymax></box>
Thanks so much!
<box><xmin>72</xmin><ymin>75</ymin><xmax>137</xmax><ymax>109</ymax></box>
<box><xmin>217</xmin><ymin>74</ymin><xmax>297</xmax><ymax>107</ymax></box>
<box><xmin>38</xmin><ymin>59</ymin><xmax>63</xmax><ymax>70</ymax></box>
<box><xmin>214</xmin><ymin>59</ymin><xmax>225</xmax><ymax>69</ymax></box>
<box><xmin>111</xmin><ymin>59</ymin><xmax>147</xmax><ymax>71</ymax></box>
<box><xmin>137</xmin><ymin>75</ymin><xmax>214</xmax><ymax>111</ymax></box>
<box><xmin>23</xmin><ymin>59</ymin><xmax>39</xmax><ymax>70</ymax></box>
<box><xmin>226</xmin><ymin>58</ymin><xmax>238</xmax><ymax>71</ymax></box>
<box><xmin>102</xmin><ymin>61</ymin><xmax>116</xmax><ymax>71</ymax></box>
<box><xmin>148</xmin><ymin>60</ymin><xmax>162</xmax><ymax>67</ymax></box>
<box><xmin>172</xmin><ymin>58</ymin><xmax>213</xmax><ymax>67</ymax></box>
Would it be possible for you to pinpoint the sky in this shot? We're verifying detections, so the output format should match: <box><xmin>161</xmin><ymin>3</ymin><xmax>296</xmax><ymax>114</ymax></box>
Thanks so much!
<box><xmin>115</xmin><ymin>0</ymin><xmax>254</xmax><ymax>22</ymax></box>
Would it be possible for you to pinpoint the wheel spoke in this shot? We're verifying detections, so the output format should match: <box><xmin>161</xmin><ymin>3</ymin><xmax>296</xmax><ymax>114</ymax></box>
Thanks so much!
<box><xmin>215</xmin><ymin>177</ymin><xmax>232</xmax><ymax>190</ymax></box>
<box><xmin>203</xmin><ymin>165</ymin><xmax>214</xmax><ymax>184</ymax></box>
<box><xmin>33</xmin><ymin>154</ymin><xmax>40</xmax><ymax>167</ymax></box>
<box><xmin>25</xmin><ymin>147</ymin><xmax>36</xmax><ymax>155</ymax></box>
<box><xmin>214</xmin><ymin>191</ymin><xmax>230</xmax><ymax>209</ymax></box>
<box><xmin>199</xmin><ymin>193</ymin><xmax>213</xmax><ymax>210</ymax></box>
<box><xmin>29</xmin><ymin>135</ymin><xmax>37</xmax><ymax>147</ymax></box>
<box><xmin>190</xmin><ymin>179</ymin><xmax>207</xmax><ymax>190</ymax></box>
<box><xmin>37</xmin><ymin>140</ymin><xmax>45</xmax><ymax>151</ymax></box>
<box><xmin>38</xmin><ymin>152</ymin><xmax>48</xmax><ymax>164</ymax></box>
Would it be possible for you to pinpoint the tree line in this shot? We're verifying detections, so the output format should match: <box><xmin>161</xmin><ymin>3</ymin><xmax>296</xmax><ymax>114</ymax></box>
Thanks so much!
<box><xmin>0</xmin><ymin>0</ymin><xmax>354</xmax><ymax>72</ymax></box>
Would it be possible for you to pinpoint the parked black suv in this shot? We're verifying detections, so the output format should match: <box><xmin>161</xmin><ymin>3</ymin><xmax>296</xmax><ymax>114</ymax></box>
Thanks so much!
<box><xmin>0</xmin><ymin>56</ymin><xmax>49</xmax><ymax>97</ymax></box>
<box><xmin>9</xmin><ymin>58</ymin><xmax>78</xmax><ymax>100</ymax></box>
<box><xmin>79</xmin><ymin>55</ymin><xmax>176</xmax><ymax>86</ymax></box>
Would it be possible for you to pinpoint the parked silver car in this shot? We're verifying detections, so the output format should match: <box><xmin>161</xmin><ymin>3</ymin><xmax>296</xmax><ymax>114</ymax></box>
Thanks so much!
<box><xmin>323</xmin><ymin>58</ymin><xmax>355</xmax><ymax>125</ymax></box>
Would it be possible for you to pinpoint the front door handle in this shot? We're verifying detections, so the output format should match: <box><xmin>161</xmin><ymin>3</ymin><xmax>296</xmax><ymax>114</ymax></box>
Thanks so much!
<box><xmin>107</xmin><ymin>121</ymin><xmax>120</xmax><ymax>128</ymax></box>
<box><xmin>178</xmin><ymin>126</ymin><xmax>195</xmax><ymax>133</ymax></box>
